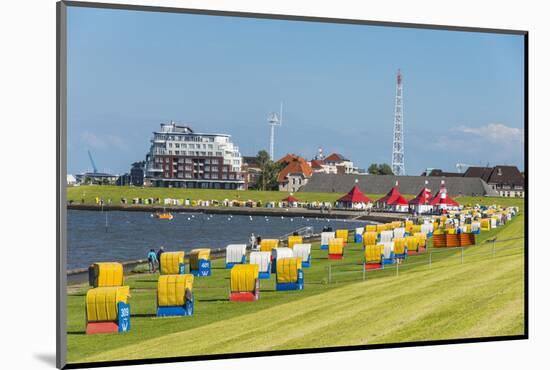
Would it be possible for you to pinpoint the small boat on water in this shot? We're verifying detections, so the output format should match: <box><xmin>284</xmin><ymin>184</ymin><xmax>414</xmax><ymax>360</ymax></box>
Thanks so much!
<box><xmin>152</xmin><ymin>210</ymin><xmax>174</xmax><ymax>220</ymax></box>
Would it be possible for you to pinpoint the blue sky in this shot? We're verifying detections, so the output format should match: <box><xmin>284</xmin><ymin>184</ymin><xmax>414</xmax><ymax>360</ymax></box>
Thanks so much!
<box><xmin>67</xmin><ymin>6</ymin><xmax>525</xmax><ymax>175</ymax></box>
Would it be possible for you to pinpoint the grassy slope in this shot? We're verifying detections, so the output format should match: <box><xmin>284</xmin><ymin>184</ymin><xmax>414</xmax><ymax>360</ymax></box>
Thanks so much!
<box><xmin>67</xmin><ymin>185</ymin><xmax>524</xmax><ymax>208</ymax></box>
<box><xmin>66</xmin><ymin>198</ymin><xmax>524</xmax><ymax>363</ymax></box>
<box><xmin>84</xmin><ymin>253</ymin><xmax>523</xmax><ymax>362</ymax></box>
<box><xmin>67</xmin><ymin>185</ymin><xmax>345</xmax><ymax>204</ymax></box>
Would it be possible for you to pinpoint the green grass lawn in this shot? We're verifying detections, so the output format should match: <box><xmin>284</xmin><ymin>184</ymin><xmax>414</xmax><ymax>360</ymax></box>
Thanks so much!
<box><xmin>66</xmin><ymin>197</ymin><xmax>525</xmax><ymax>364</ymax></box>
<box><xmin>67</xmin><ymin>185</ymin><xmax>345</xmax><ymax>204</ymax></box>
<box><xmin>68</xmin><ymin>185</ymin><xmax>524</xmax><ymax>210</ymax></box>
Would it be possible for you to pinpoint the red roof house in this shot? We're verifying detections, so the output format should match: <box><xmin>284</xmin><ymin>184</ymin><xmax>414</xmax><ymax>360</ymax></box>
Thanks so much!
<box><xmin>324</xmin><ymin>153</ymin><xmax>349</xmax><ymax>163</ymax></box>
<box><xmin>277</xmin><ymin>154</ymin><xmax>313</xmax><ymax>192</ymax></box>
<box><xmin>310</xmin><ymin>159</ymin><xmax>324</xmax><ymax>170</ymax></box>
<box><xmin>277</xmin><ymin>153</ymin><xmax>302</xmax><ymax>165</ymax></box>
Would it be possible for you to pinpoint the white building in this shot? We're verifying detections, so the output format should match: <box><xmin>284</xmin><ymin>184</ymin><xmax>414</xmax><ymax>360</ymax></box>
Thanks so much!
<box><xmin>145</xmin><ymin>122</ymin><xmax>244</xmax><ymax>189</ymax></box>
<box><xmin>310</xmin><ymin>151</ymin><xmax>359</xmax><ymax>175</ymax></box>
<box><xmin>67</xmin><ymin>174</ymin><xmax>78</xmax><ymax>186</ymax></box>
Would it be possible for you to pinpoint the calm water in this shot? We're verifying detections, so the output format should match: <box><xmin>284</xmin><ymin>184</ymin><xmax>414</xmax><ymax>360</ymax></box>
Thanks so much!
<box><xmin>67</xmin><ymin>210</ymin><xmax>370</xmax><ymax>270</ymax></box>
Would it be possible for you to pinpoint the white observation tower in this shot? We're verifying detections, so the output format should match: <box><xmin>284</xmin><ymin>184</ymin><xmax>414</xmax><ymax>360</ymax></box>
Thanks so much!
<box><xmin>268</xmin><ymin>102</ymin><xmax>283</xmax><ymax>160</ymax></box>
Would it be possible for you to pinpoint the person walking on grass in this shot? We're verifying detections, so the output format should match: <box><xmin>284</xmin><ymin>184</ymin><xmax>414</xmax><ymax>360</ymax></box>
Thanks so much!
<box><xmin>147</xmin><ymin>249</ymin><xmax>158</xmax><ymax>273</ymax></box>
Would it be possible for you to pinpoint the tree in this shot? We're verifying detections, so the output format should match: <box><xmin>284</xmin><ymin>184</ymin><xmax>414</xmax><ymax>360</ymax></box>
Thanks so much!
<box><xmin>378</xmin><ymin>163</ymin><xmax>394</xmax><ymax>175</ymax></box>
<box><xmin>368</xmin><ymin>163</ymin><xmax>380</xmax><ymax>175</ymax></box>
<box><xmin>368</xmin><ymin>163</ymin><xmax>394</xmax><ymax>175</ymax></box>
<box><xmin>254</xmin><ymin>150</ymin><xmax>282</xmax><ymax>191</ymax></box>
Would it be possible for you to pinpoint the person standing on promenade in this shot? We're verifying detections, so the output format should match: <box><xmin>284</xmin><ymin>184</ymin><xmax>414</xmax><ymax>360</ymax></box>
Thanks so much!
<box><xmin>249</xmin><ymin>233</ymin><xmax>256</xmax><ymax>250</ymax></box>
<box><xmin>147</xmin><ymin>249</ymin><xmax>158</xmax><ymax>273</ymax></box>
<box><xmin>156</xmin><ymin>246</ymin><xmax>165</xmax><ymax>271</ymax></box>
<box><xmin>256</xmin><ymin>235</ymin><xmax>262</xmax><ymax>248</ymax></box>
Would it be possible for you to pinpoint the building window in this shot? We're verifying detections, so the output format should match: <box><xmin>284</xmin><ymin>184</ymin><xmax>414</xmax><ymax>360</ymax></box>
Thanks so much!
<box><xmin>212</xmin><ymin>166</ymin><xmax>218</xmax><ymax>172</ymax></box>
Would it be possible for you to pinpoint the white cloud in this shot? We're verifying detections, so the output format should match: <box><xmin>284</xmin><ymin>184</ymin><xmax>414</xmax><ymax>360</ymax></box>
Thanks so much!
<box><xmin>429</xmin><ymin>122</ymin><xmax>524</xmax><ymax>168</ymax></box>
<box><xmin>455</xmin><ymin>123</ymin><xmax>524</xmax><ymax>143</ymax></box>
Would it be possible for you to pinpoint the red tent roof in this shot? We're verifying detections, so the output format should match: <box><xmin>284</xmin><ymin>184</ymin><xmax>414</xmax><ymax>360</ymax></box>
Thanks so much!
<box><xmin>337</xmin><ymin>185</ymin><xmax>372</xmax><ymax>203</ymax></box>
<box><xmin>282</xmin><ymin>195</ymin><xmax>299</xmax><ymax>203</ymax></box>
<box><xmin>409</xmin><ymin>187</ymin><xmax>433</xmax><ymax>205</ymax></box>
<box><xmin>376</xmin><ymin>186</ymin><xmax>409</xmax><ymax>206</ymax></box>
<box><xmin>429</xmin><ymin>190</ymin><xmax>459</xmax><ymax>206</ymax></box>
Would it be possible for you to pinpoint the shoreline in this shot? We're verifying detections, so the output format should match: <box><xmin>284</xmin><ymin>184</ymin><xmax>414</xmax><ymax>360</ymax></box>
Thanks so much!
<box><xmin>66</xmin><ymin>206</ymin><xmax>410</xmax><ymax>285</ymax></box>
<box><xmin>67</xmin><ymin>203</ymin><xmax>410</xmax><ymax>223</ymax></box>
<box><xmin>66</xmin><ymin>231</ymin><xmax>324</xmax><ymax>285</ymax></box>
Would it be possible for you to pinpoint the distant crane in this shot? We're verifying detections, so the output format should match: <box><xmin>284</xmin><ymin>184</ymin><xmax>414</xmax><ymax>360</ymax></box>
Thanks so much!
<box><xmin>268</xmin><ymin>102</ymin><xmax>283</xmax><ymax>160</ymax></box>
<box><xmin>88</xmin><ymin>150</ymin><xmax>98</xmax><ymax>173</ymax></box>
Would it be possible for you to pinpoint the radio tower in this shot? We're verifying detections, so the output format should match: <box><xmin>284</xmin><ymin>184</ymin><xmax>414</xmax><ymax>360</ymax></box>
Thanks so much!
<box><xmin>391</xmin><ymin>69</ymin><xmax>405</xmax><ymax>176</ymax></box>
<box><xmin>268</xmin><ymin>102</ymin><xmax>283</xmax><ymax>160</ymax></box>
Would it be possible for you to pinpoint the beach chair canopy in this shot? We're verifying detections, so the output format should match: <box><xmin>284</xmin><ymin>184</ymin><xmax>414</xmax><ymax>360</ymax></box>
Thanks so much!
<box><xmin>160</xmin><ymin>252</ymin><xmax>185</xmax><ymax>275</ymax></box>
<box><xmin>249</xmin><ymin>251</ymin><xmax>271</xmax><ymax>273</ymax></box>
<box><xmin>226</xmin><ymin>244</ymin><xmax>247</xmax><ymax>263</ymax></box>
<box><xmin>157</xmin><ymin>274</ymin><xmax>194</xmax><ymax>307</ymax></box>
<box><xmin>86</xmin><ymin>286</ymin><xmax>130</xmax><ymax>322</ymax></box>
